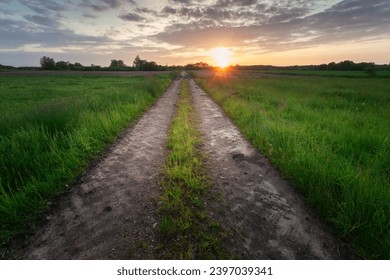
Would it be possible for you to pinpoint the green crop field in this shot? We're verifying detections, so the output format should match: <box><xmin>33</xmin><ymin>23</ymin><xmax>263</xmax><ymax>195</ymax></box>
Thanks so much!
<box><xmin>0</xmin><ymin>74</ymin><xmax>172</xmax><ymax>246</ymax></box>
<box><xmin>195</xmin><ymin>74</ymin><xmax>390</xmax><ymax>259</ymax></box>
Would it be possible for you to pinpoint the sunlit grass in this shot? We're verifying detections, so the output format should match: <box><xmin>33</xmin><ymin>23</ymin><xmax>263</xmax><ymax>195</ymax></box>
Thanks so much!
<box><xmin>195</xmin><ymin>74</ymin><xmax>390</xmax><ymax>259</ymax></box>
<box><xmin>0</xmin><ymin>75</ymin><xmax>172</xmax><ymax>247</ymax></box>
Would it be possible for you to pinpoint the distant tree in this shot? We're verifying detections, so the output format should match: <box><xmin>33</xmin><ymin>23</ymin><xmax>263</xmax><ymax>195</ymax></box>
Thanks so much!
<box><xmin>68</xmin><ymin>62</ymin><xmax>83</xmax><ymax>70</ymax></box>
<box><xmin>184</xmin><ymin>62</ymin><xmax>212</xmax><ymax>70</ymax></box>
<box><xmin>110</xmin><ymin>59</ymin><xmax>119</xmax><ymax>67</ymax></box>
<box><xmin>140</xmin><ymin>61</ymin><xmax>158</xmax><ymax>71</ymax></box>
<box><xmin>110</xmin><ymin>59</ymin><xmax>126</xmax><ymax>67</ymax></box>
<box><xmin>56</xmin><ymin>61</ymin><xmax>69</xmax><ymax>69</ymax></box>
<box><xmin>40</xmin><ymin>56</ymin><xmax>56</xmax><ymax>70</ymax></box>
<box><xmin>91</xmin><ymin>64</ymin><xmax>101</xmax><ymax>70</ymax></box>
<box><xmin>364</xmin><ymin>63</ymin><xmax>377</xmax><ymax>76</ymax></box>
<box><xmin>133</xmin><ymin>55</ymin><xmax>147</xmax><ymax>69</ymax></box>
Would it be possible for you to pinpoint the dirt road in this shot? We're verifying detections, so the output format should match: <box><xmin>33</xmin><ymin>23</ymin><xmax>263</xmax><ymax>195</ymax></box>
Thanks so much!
<box><xmin>12</xmin><ymin>75</ymin><xmax>181</xmax><ymax>259</ymax></box>
<box><xmin>9</xmin><ymin>73</ymin><xmax>347</xmax><ymax>259</ymax></box>
<box><xmin>189</xmin><ymin>78</ymin><xmax>346</xmax><ymax>259</ymax></box>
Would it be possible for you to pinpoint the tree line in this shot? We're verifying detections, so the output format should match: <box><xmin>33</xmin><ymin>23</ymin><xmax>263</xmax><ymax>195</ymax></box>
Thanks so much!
<box><xmin>38</xmin><ymin>55</ymin><xmax>169</xmax><ymax>71</ymax></box>
<box><xmin>37</xmin><ymin>55</ymin><xmax>214</xmax><ymax>71</ymax></box>
<box><xmin>1</xmin><ymin>58</ymin><xmax>388</xmax><ymax>72</ymax></box>
<box><xmin>237</xmin><ymin>60</ymin><xmax>389</xmax><ymax>72</ymax></box>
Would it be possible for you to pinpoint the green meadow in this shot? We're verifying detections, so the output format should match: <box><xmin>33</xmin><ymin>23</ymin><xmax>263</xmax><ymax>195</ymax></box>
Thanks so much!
<box><xmin>195</xmin><ymin>74</ymin><xmax>390</xmax><ymax>259</ymax></box>
<box><xmin>0</xmin><ymin>74</ymin><xmax>172</xmax><ymax>246</ymax></box>
<box><xmin>257</xmin><ymin>70</ymin><xmax>390</xmax><ymax>78</ymax></box>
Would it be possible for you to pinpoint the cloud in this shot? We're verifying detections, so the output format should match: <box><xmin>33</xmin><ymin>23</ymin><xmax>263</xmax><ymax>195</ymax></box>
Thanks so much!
<box><xmin>161</xmin><ymin>7</ymin><xmax>176</xmax><ymax>15</ymax></box>
<box><xmin>153</xmin><ymin>0</ymin><xmax>390</xmax><ymax>51</ymax></box>
<box><xmin>23</xmin><ymin>14</ymin><xmax>60</xmax><ymax>27</ymax></box>
<box><xmin>135</xmin><ymin>7</ymin><xmax>158</xmax><ymax>16</ymax></box>
<box><xmin>1</xmin><ymin>0</ymin><xmax>390</xmax><ymax>66</ymax></box>
<box><xmin>0</xmin><ymin>18</ymin><xmax>109</xmax><ymax>50</ymax></box>
<box><xmin>81</xmin><ymin>0</ymin><xmax>136</xmax><ymax>12</ymax></box>
<box><xmin>17</xmin><ymin>0</ymin><xmax>68</xmax><ymax>13</ymax></box>
<box><xmin>170</xmin><ymin>0</ymin><xmax>192</xmax><ymax>4</ymax></box>
<box><xmin>119</xmin><ymin>12</ymin><xmax>145</xmax><ymax>21</ymax></box>
<box><xmin>214</xmin><ymin>0</ymin><xmax>257</xmax><ymax>8</ymax></box>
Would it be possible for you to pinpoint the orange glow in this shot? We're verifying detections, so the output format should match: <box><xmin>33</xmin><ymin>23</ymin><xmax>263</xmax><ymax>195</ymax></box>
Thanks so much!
<box><xmin>210</xmin><ymin>47</ymin><xmax>232</xmax><ymax>68</ymax></box>
<box><xmin>213</xmin><ymin>65</ymin><xmax>235</xmax><ymax>79</ymax></box>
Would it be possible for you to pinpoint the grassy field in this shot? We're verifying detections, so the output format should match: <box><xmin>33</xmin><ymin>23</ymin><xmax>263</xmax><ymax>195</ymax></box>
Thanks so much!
<box><xmin>158</xmin><ymin>80</ymin><xmax>227</xmax><ymax>259</ymax></box>
<box><xmin>195</xmin><ymin>74</ymin><xmax>390</xmax><ymax>259</ymax></box>
<box><xmin>0</xmin><ymin>74</ymin><xmax>172</xmax><ymax>247</ymax></box>
<box><xmin>256</xmin><ymin>70</ymin><xmax>390</xmax><ymax>78</ymax></box>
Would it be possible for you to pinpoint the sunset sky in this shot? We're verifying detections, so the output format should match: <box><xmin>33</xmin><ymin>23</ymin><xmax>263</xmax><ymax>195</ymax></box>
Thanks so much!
<box><xmin>1</xmin><ymin>0</ymin><xmax>389</xmax><ymax>67</ymax></box>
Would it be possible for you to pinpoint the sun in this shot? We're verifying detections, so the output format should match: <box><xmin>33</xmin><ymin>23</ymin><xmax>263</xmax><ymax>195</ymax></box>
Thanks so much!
<box><xmin>210</xmin><ymin>47</ymin><xmax>232</xmax><ymax>68</ymax></box>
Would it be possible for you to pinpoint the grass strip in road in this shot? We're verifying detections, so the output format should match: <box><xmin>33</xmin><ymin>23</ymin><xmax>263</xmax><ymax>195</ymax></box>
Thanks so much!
<box><xmin>195</xmin><ymin>74</ymin><xmax>389</xmax><ymax>259</ymax></box>
<box><xmin>158</xmin><ymin>79</ymin><xmax>228</xmax><ymax>259</ymax></box>
<box><xmin>0</xmin><ymin>75</ymin><xmax>173</xmax><ymax>249</ymax></box>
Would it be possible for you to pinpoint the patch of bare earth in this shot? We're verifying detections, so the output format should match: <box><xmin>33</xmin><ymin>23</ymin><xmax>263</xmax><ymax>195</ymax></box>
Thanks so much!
<box><xmin>189</xmin><ymin>78</ymin><xmax>349</xmax><ymax>259</ymax></box>
<box><xmin>11</xmin><ymin>77</ymin><xmax>181</xmax><ymax>259</ymax></box>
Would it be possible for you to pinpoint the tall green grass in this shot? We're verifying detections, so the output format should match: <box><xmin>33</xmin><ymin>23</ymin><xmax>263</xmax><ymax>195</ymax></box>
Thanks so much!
<box><xmin>0</xmin><ymin>75</ymin><xmax>172</xmax><ymax>246</ymax></box>
<box><xmin>158</xmin><ymin>80</ymin><xmax>228</xmax><ymax>259</ymax></box>
<box><xmin>195</xmin><ymin>75</ymin><xmax>390</xmax><ymax>259</ymax></box>
<box><xmin>257</xmin><ymin>70</ymin><xmax>390</xmax><ymax>78</ymax></box>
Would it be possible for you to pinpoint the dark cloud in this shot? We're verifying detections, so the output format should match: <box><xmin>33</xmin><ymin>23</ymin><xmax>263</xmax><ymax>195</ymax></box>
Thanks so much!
<box><xmin>81</xmin><ymin>0</ymin><xmax>136</xmax><ymax>12</ymax></box>
<box><xmin>119</xmin><ymin>12</ymin><xmax>144</xmax><ymax>21</ymax></box>
<box><xmin>0</xmin><ymin>8</ymin><xmax>14</xmax><ymax>16</ymax></box>
<box><xmin>83</xmin><ymin>13</ymin><xmax>98</xmax><ymax>19</ymax></box>
<box><xmin>23</xmin><ymin>15</ymin><xmax>60</xmax><ymax>27</ymax></box>
<box><xmin>161</xmin><ymin>7</ymin><xmax>176</xmax><ymax>15</ymax></box>
<box><xmin>15</xmin><ymin>0</ymin><xmax>68</xmax><ymax>29</ymax></box>
<box><xmin>214</xmin><ymin>0</ymin><xmax>257</xmax><ymax>8</ymax></box>
<box><xmin>17</xmin><ymin>0</ymin><xmax>67</xmax><ymax>14</ymax></box>
<box><xmin>135</xmin><ymin>7</ymin><xmax>158</xmax><ymax>15</ymax></box>
<box><xmin>159</xmin><ymin>1</ymin><xmax>309</xmax><ymax>25</ymax></box>
<box><xmin>170</xmin><ymin>0</ymin><xmax>192</xmax><ymax>4</ymax></box>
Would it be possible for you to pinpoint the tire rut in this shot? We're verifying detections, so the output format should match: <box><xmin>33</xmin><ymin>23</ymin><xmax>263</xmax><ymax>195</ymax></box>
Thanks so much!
<box><xmin>12</xmin><ymin>76</ymin><xmax>182</xmax><ymax>259</ymax></box>
<box><xmin>189</xmin><ymin>78</ymin><xmax>347</xmax><ymax>259</ymax></box>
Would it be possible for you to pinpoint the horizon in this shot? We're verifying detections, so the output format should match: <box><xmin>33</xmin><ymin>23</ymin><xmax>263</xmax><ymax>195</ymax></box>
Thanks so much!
<box><xmin>1</xmin><ymin>0</ymin><xmax>390</xmax><ymax>67</ymax></box>
<box><xmin>1</xmin><ymin>57</ymin><xmax>388</xmax><ymax>69</ymax></box>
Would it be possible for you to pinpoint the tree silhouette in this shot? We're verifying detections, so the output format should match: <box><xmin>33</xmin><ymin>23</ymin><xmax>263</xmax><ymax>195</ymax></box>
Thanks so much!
<box><xmin>40</xmin><ymin>56</ymin><xmax>56</xmax><ymax>70</ymax></box>
<box><xmin>133</xmin><ymin>55</ymin><xmax>146</xmax><ymax>69</ymax></box>
<box><xmin>110</xmin><ymin>59</ymin><xmax>126</xmax><ymax>67</ymax></box>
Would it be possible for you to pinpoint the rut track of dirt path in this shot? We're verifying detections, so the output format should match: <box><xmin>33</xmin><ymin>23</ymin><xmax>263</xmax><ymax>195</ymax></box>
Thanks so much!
<box><xmin>12</xmin><ymin>76</ymin><xmax>182</xmax><ymax>260</ymax></box>
<box><xmin>189</xmin><ymin>78</ymin><xmax>348</xmax><ymax>260</ymax></box>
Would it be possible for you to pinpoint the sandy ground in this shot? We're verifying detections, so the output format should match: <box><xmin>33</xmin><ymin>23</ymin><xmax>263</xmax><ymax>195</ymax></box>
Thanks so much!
<box><xmin>10</xmin><ymin>75</ymin><xmax>182</xmax><ymax>259</ymax></box>
<box><xmin>189</xmin><ymin>77</ymin><xmax>348</xmax><ymax>259</ymax></box>
<box><xmin>7</xmin><ymin>72</ymin><xmax>350</xmax><ymax>259</ymax></box>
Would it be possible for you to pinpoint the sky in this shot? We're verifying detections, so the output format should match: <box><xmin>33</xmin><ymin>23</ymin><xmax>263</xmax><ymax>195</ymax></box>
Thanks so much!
<box><xmin>0</xmin><ymin>0</ymin><xmax>390</xmax><ymax>67</ymax></box>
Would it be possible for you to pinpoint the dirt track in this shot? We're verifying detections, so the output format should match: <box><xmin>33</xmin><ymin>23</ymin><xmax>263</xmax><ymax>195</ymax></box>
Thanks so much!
<box><xmin>9</xmin><ymin>73</ymin><xmax>348</xmax><ymax>259</ymax></box>
<box><xmin>12</xmin><ymin>75</ymin><xmax>181</xmax><ymax>259</ymax></box>
<box><xmin>189</xmin><ymin>78</ymin><xmax>346</xmax><ymax>259</ymax></box>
